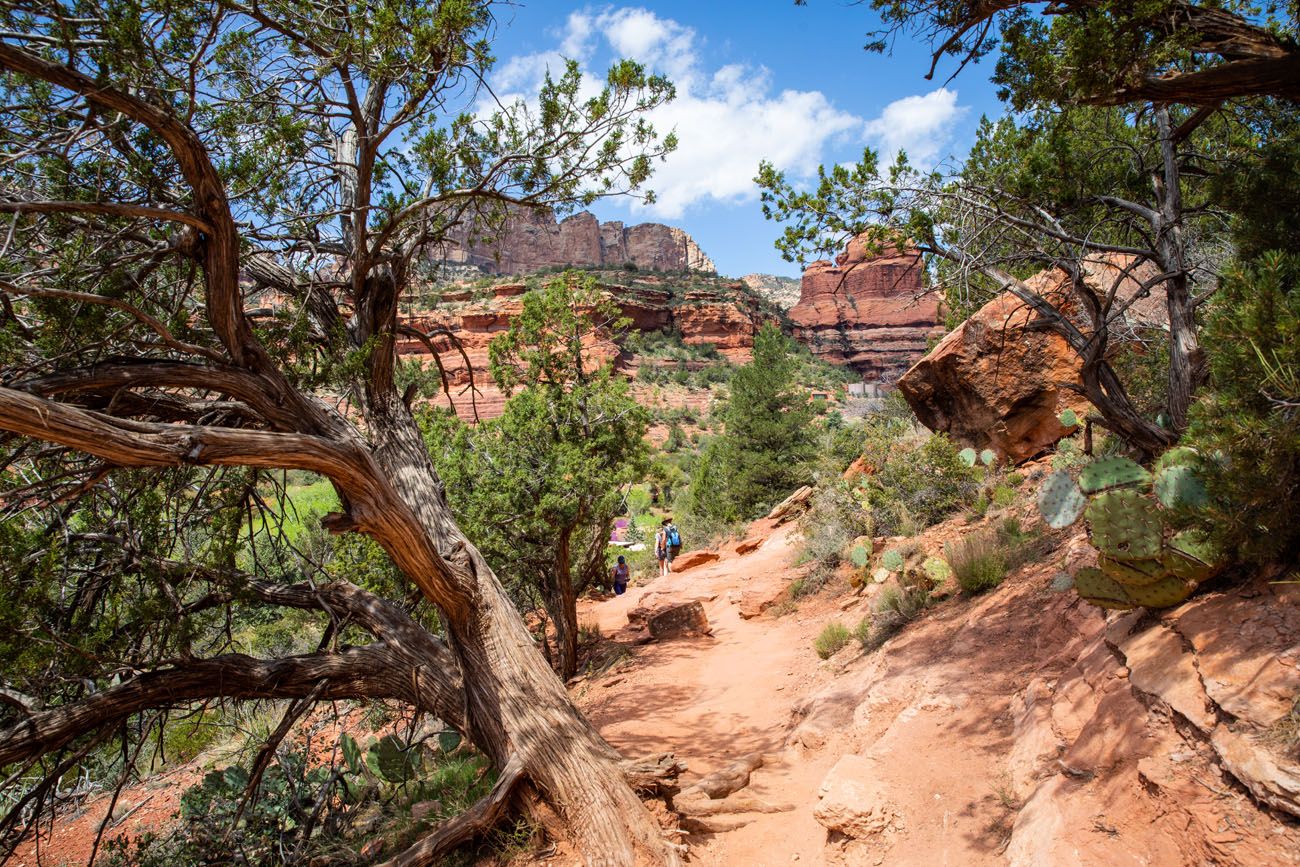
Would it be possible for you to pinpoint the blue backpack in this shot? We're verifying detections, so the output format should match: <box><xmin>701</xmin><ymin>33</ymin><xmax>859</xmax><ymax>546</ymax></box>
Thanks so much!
<box><xmin>666</xmin><ymin>525</ymin><xmax>681</xmax><ymax>548</ymax></box>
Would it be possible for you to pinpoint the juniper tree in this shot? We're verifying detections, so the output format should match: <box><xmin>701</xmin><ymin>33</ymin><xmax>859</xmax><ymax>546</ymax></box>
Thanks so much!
<box><xmin>0</xmin><ymin>1</ymin><xmax>683</xmax><ymax>862</ymax></box>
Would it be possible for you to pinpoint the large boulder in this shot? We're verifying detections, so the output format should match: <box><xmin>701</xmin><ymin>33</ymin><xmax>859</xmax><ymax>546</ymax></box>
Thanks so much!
<box><xmin>898</xmin><ymin>255</ymin><xmax>1165</xmax><ymax>463</ymax></box>
<box><xmin>646</xmin><ymin>601</ymin><xmax>711</xmax><ymax>640</ymax></box>
<box><xmin>813</xmin><ymin>755</ymin><xmax>898</xmax><ymax>838</ymax></box>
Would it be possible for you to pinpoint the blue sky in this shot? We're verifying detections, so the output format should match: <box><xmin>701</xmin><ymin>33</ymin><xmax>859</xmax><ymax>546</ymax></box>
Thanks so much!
<box><xmin>486</xmin><ymin>2</ymin><xmax>1007</xmax><ymax>277</ymax></box>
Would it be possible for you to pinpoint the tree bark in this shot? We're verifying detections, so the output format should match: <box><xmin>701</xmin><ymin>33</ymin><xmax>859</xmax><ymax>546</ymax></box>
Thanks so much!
<box><xmin>362</xmin><ymin>398</ymin><xmax>678</xmax><ymax>865</ymax></box>
<box><xmin>1154</xmin><ymin>105</ymin><xmax>1206</xmax><ymax>435</ymax></box>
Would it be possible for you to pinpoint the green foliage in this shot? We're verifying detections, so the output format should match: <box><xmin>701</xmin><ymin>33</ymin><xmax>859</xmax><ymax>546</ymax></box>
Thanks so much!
<box><xmin>1183</xmin><ymin>252</ymin><xmax>1300</xmax><ymax>566</ymax></box>
<box><xmin>945</xmin><ymin>532</ymin><xmax>1009</xmax><ymax>595</ymax></box>
<box><xmin>881</xmin><ymin>549</ymin><xmax>905</xmax><ymax>573</ymax></box>
<box><xmin>991</xmin><ymin>485</ymin><xmax>1016</xmax><ymax>508</ymax></box>
<box><xmin>794</xmin><ymin>484</ymin><xmax>873</xmax><ymax>596</ymax></box>
<box><xmin>686</xmin><ymin>325</ymin><xmax>817</xmax><ymax>521</ymax></box>
<box><xmin>813</xmin><ymin>622</ymin><xmax>851</xmax><ymax>659</ymax></box>
<box><xmin>1036</xmin><ymin>452</ymin><xmax>1226</xmax><ymax>610</ymax></box>
<box><xmin>857</xmin><ymin>430</ymin><xmax>980</xmax><ymax>536</ymax></box>
<box><xmin>423</xmin><ymin>274</ymin><xmax>649</xmax><ymax>672</ymax></box>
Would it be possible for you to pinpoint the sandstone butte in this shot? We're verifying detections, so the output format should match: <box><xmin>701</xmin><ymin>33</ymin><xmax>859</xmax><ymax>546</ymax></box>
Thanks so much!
<box><xmin>397</xmin><ymin>276</ymin><xmax>779</xmax><ymax>421</ymax></box>
<box><xmin>433</xmin><ymin>205</ymin><xmax>716</xmax><ymax>276</ymax></box>
<box><xmin>788</xmin><ymin>238</ymin><xmax>945</xmax><ymax>382</ymax></box>
<box><xmin>898</xmin><ymin>254</ymin><xmax>1168</xmax><ymax>464</ymax></box>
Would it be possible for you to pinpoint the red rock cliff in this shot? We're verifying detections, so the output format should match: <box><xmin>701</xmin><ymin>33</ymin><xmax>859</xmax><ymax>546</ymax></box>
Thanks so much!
<box><xmin>437</xmin><ymin>206</ymin><xmax>715</xmax><ymax>275</ymax></box>
<box><xmin>399</xmin><ymin>276</ymin><xmax>775</xmax><ymax>422</ymax></box>
<box><xmin>788</xmin><ymin>238</ymin><xmax>942</xmax><ymax>382</ymax></box>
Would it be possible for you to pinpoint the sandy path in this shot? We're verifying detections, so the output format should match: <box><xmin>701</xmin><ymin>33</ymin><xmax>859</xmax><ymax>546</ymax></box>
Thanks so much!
<box><xmin>576</xmin><ymin>523</ymin><xmax>843</xmax><ymax>865</ymax></box>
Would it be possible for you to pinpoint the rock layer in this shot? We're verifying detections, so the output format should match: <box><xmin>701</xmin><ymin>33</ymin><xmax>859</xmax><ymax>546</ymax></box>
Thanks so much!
<box><xmin>898</xmin><ymin>255</ymin><xmax>1166</xmax><ymax>463</ymax></box>
<box><xmin>437</xmin><ymin>206</ymin><xmax>715</xmax><ymax>275</ymax></box>
<box><xmin>789</xmin><ymin>239</ymin><xmax>943</xmax><ymax>382</ymax></box>
<box><xmin>399</xmin><ymin>276</ymin><xmax>777</xmax><ymax>422</ymax></box>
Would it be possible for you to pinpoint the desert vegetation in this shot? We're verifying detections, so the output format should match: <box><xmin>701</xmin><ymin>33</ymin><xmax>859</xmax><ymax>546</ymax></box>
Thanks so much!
<box><xmin>0</xmin><ymin>1</ymin><xmax>1297</xmax><ymax>864</ymax></box>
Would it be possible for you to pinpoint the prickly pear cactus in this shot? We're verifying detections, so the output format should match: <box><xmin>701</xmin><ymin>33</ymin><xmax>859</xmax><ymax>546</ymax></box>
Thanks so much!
<box><xmin>1036</xmin><ymin>448</ymin><xmax>1225</xmax><ymax>611</ymax></box>
<box><xmin>959</xmin><ymin>447</ymin><xmax>978</xmax><ymax>467</ymax></box>
<box><xmin>1078</xmin><ymin>456</ymin><xmax>1151</xmax><ymax>493</ymax></box>
<box><xmin>882</xmin><ymin>549</ymin><xmax>905</xmax><ymax>572</ymax></box>
<box><xmin>850</xmin><ymin>543</ymin><xmax>871</xmax><ymax>568</ymax></box>
<box><xmin>980</xmin><ymin>449</ymin><xmax>997</xmax><ymax>467</ymax></box>
<box><xmin>369</xmin><ymin>734</ymin><xmax>421</xmax><ymax>784</ymax></box>
<box><xmin>1038</xmin><ymin>470</ymin><xmax>1086</xmax><ymax>529</ymax></box>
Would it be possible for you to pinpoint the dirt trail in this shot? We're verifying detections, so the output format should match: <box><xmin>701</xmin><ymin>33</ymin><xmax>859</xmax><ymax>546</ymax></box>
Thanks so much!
<box><xmin>577</xmin><ymin>523</ymin><xmax>840</xmax><ymax>864</ymax></box>
<box><xmin>577</xmin><ymin>512</ymin><xmax>1300</xmax><ymax>867</ymax></box>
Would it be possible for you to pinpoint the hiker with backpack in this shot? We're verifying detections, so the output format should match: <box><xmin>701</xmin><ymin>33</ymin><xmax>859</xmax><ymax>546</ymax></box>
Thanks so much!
<box><xmin>611</xmin><ymin>555</ymin><xmax>630</xmax><ymax>596</ymax></box>
<box><xmin>655</xmin><ymin>517</ymin><xmax>682</xmax><ymax>578</ymax></box>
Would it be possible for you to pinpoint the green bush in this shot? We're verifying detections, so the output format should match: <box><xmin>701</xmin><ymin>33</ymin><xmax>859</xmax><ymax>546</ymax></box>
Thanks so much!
<box><xmin>813</xmin><ymin>621</ymin><xmax>851</xmax><ymax>659</ymax></box>
<box><xmin>794</xmin><ymin>484</ymin><xmax>874</xmax><ymax>595</ymax></box>
<box><xmin>991</xmin><ymin>484</ymin><xmax>1016</xmax><ymax>507</ymax></box>
<box><xmin>1184</xmin><ymin>252</ymin><xmax>1300</xmax><ymax>566</ymax></box>
<box><xmin>945</xmin><ymin>532</ymin><xmax>1009</xmax><ymax>594</ymax></box>
<box><xmin>858</xmin><ymin>432</ymin><xmax>980</xmax><ymax>536</ymax></box>
<box><xmin>851</xmin><ymin>617</ymin><xmax>872</xmax><ymax>647</ymax></box>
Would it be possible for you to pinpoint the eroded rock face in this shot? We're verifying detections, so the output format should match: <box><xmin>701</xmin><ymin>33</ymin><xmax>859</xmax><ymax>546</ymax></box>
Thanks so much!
<box><xmin>789</xmin><ymin>239</ymin><xmax>943</xmax><ymax>382</ymax></box>
<box><xmin>740</xmin><ymin>273</ymin><xmax>802</xmax><ymax>310</ymax></box>
<box><xmin>398</xmin><ymin>277</ymin><xmax>776</xmax><ymax>421</ymax></box>
<box><xmin>897</xmin><ymin>255</ymin><xmax>1166</xmax><ymax>463</ymax></box>
<box><xmin>438</xmin><ymin>206</ymin><xmax>715</xmax><ymax>275</ymax></box>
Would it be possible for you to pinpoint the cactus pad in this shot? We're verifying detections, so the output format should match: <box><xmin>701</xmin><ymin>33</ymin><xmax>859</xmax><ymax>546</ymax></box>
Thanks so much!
<box><xmin>1073</xmin><ymin>567</ymin><xmax>1133</xmax><ymax>610</ymax></box>
<box><xmin>370</xmin><ymin>734</ymin><xmax>420</xmax><ymax>784</ymax></box>
<box><xmin>1058</xmin><ymin>408</ymin><xmax>1079</xmax><ymax>428</ymax></box>
<box><xmin>1098</xmin><ymin>554</ymin><xmax>1167</xmax><ymax>587</ymax></box>
<box><xmin>1166</xmin><ymin>529</ymin><xmax>1225</xmax><ymax>583</ymax></box>
<box><xmin>959</xmin><ymin>447</ymin><xmax>978</xmax><ymax>467</ymax></box>
<box><xmin>1038</xmin><ymin>470</ymin><xmax>1086</xmax><ymax>529</ymax></box>
<box><xmin>1154</xmin><ymin>464</ymin><xmax>1208</xmax><ymax>509</ymax></box>
<box><xmin>1154</xmin><ymin>446</ymin><xmax>1200</xmax><ymax>473</ymax></box>
<box><xmin>1123</xmin><ymin>575</ymin><xmax>1196</xmax><ymax>609</ymax></box>
<box><xmin>924</xmin><ymin>557</ymin><xmax>952</xmax><ymax>583</ymax></box>
<box><xmin>882</xmin><ymin>549</ymin><xmax>905</xmax><ymax>572</ymax></box>
<box><xmin>437</xmin><ymin>731</ymin><xmax>462</xmax><ymax>753</ymax></box>
<box><xmin>849</xmin><ymin>543</ymin><xmax>871</xmax><ymax>568</ymax></box>
<box><xmin>980</xmin><ymin>448</ymin><xmax>997</xmax><ymax>467</ymax></box>
<box><xmin>1079</xmin><ymin>457</ymin><xmax>1151</xmax><ymax>493</ymax></box>
<box><xmin>340</xmin><ymin>732</ymin><xmax>365</xmax><ymax>776</ymax></box>
<box><xmin>1086</xmin><ymin>489</ymin><xmax>1163</xmax><ymax>560</ymax></box>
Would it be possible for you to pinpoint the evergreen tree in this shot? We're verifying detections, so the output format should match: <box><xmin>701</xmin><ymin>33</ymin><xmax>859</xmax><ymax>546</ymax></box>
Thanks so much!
<box><xmin>424</xmin><ymin>274</ymin><xmax>648</xmax><ymax>679</ymax></box>
<box><xmin>691</xmin><ymin>325</ymin><xmax>816</xmax><ymax>520</ymax></box>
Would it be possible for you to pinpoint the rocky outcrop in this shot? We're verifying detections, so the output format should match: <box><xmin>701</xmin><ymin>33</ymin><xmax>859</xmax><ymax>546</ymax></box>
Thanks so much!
<box><xmin>740</xmin><ymin>273</ymin><xmax>802</xmax><ymax>310</ymax></box>
<box><xmin>646</xmin><ymin>601</ymin><xmax>712</xmax><ymax>641</ymax></box>
<box><xmin>897</xmin><ymin>255</ymin><xmax>1166</xmax><ymax>463</ymax></box>
<box><xmin>789</xmin><ymin>238</ymin><xmax>943</xmax><ymax>382</ymax></box>
<box><xmin>399</xmin><ymin>275</ymin><xmax>778</xmax><ymax>421</ymax></box>
<box><xmin>437</xmin><ymin>206</ymin><xmax>715</xmax><ymax>275</ymax></box>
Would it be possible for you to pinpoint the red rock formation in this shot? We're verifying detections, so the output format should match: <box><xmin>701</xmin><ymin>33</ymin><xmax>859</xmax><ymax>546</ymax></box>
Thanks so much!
<box><xmin>897</xmin><ymin>255</ymin><xmax>1166</xmax><ymax>463</ymax></box>
<box><xmin>789</xmin><ymin>239</ymin><xmax>943</xmax><ymax>382</ymax></box>
<box><xmin>400</xmin><ymin>278</ymin><xmax>776</xmax><ymax>422</ymax></box>
<box><xmin>438</xmin><ymin>205</ymin><xmax>715</xmax><ymax>275</ymax></box>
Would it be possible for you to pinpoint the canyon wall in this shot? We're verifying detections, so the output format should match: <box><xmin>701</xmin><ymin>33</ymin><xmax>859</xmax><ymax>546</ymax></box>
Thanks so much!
<box><xmin>436</xmin><ymin>206</ymin><xmax>716</xmax><ymax>276</ymax></box>
<box><xmin>400</xmin><ymin>276</ymin><xmax>776</xmax><ymax>421</ymax></box>
<box><xmin>789</xmin><ymin>239</ymin><xmax>943</xmax><ymax>382</ymax></box>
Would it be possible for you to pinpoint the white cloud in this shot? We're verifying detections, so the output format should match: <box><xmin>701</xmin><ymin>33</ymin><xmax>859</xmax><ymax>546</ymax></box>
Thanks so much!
<box><xmin>489</xmin><ymin>6</ymin><xmax>861</xmax><ymax>219</ymax></box>
<box><xmin>862</xmin><ymin>88</ymin><xmax>967</xmax><ymax>168</ymax></box>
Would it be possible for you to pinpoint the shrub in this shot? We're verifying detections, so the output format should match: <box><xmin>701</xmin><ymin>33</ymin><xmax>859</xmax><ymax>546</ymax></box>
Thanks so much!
<box><xmin>945</xmin><ymin>532</ymin><xmax>1008</xmax><ymax>594</ymax></box>
<box><xmin>813</xmin><ymin>622</ymin><xmax>851</xmax><ymax>659</ymax></box>
<box><xmin>793</xmin><ymin>483</ymin><xmax>874</xmax><ymax>595</ymax></box>
<box><xmin>1184</xmin><ymin>252</ymin><xmax>1300</xmax><ymax>566</ymax></box>
<box><xmin>859</xmin><ymin>432</ymin><xmax>980</xmax><ymax>535</ymax></box>
<box><xmin>852</xmin><ymin>617</ymin><xmax>872</xmax><ymax>646</ymax></box>
<box><xmin>991</xmin><ymin>484</ymin><xmax>1016</xmax><ymax>507</ymax></box>
<box><xmin>1006</xmin><ymin>472</ymin><xmax>1025</xmax><ymax>488</ymax></box>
